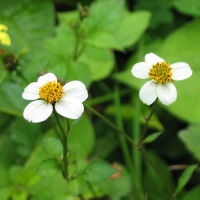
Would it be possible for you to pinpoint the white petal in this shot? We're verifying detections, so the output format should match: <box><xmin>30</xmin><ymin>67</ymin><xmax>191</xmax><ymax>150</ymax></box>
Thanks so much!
<box><xmin>157</xmin><ymin>83</ymin><xmax>177</xmax><ymax>105</ymax></box>
<box><xmin>139</xmin><ymin>80</ymin><xmax>157</xmax><ymax>105</ymax></box>
<box><xmin>145</xmin><ymin>53</ymin><xmax>165</xmax><ymax>67</ymax></box>
<box><xmin>63</xmin><ymin>81</ymin><xmax>88</xmax><ymax>102</ymax></box>
<box><xmin>55</xmin><ymin>98</ymin><xmax>84</xmax><ymax>119</ymax></box>
<box><xmin>171</xmin><ymin>62</ymin><xmax>192</xmax><ymax>80</ymax></box>
<box><xmin>23</xmin><ymin>100</ymin><xmax>53</xmax><ymax>123</ymax></box>
<box><xmin>131</xmin><ymin>62</ymin><xmax>150</xmax><ymax>79</ymax></box>
<box><xmin>22</xmin><ymin>82</ymin><xmax>40</xmax><ymax>100</ymax></box>
<box><xmin>37</xmin><ymin>73</ymin><xmax>57</xmax><ymax>86</ymax></box>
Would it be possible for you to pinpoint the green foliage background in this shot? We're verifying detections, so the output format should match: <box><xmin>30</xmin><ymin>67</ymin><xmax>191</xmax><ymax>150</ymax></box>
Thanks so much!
<box><xmin>0</xmin><ymin>0</ymin><xmax>200</xmax><ymax>199</ymax></box>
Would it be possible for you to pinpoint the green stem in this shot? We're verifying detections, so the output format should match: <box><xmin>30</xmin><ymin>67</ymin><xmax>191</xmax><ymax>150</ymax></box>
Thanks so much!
<box><xmin>87</xmin><ymin>89</ymin><xmax>130</xmax><ymax>106</ymax></box>
<box><xmin>132</xmin><ymin>95</ymin><xmax>142</xmax><ymax>184</ymax></box>
<box><xmin>74</xmin><ymin>32</ymin><xmax>80</xmax><ymax>61</ymax></box>
<box><xmin>137</xmin><ymin>99</ymin><xmax>158</xmax><ymax>148</ymax></box>
<box><xmin>114</xmin><ymin>86</ymin><xmax>133</xmax><ymax>174</ymax></box>
<box><xmin>86</xmin><ymin>181</ymin><xmax>98</xmax><ymax>198</ymax></box>
<box><xmin>85</xmin><ymin>104</ymin><xmax>136</xmax><ymax>147</ymax></box>
<box><xmin>53</xmin><ymin>110</ymin><xmax>69</xmax><ymax>181</ymax></box>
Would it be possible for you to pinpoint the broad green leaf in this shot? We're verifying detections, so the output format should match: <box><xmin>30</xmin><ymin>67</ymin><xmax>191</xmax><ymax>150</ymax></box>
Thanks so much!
<box><xmin>143</xmin><ymin>132</ymin><xmax>162</xmax><ymax>144</ymax></box>
<box><xmin>68</xmin><ymin>114</ymin><xmax>95</xmax><ymax>159</ymax></box>
<box><xmin>45</xmin><ymin>25</ymin><xmax>76</xmax><ymax>62</ymax></box>
<box><xmin>78</xmin><ymin>44</ymin><xmax>115</xmax><ymax>80</ymax></box>
<box><xmin>10</xmin><ymin>118</ymin><xmax>41</xmax><ymax>157</ymax></box>
<box><xmin>81</xmin><ymin>0</ymin><xmax>125</xmax><ymax>49</ymax></box>
<box><xmin>115</xmin><ymin>11</ymin><xmax>151</xmax><ymax>48</ymax></box>
<box><xmin>173</xmin><ymin>0</ymin><xmax>200</xmax><ymax>16</ymax></box>
<box><xmin>36</xmin><ymin>159</ymin><xmax>60</xmax><ymax>177</ymax></box>
<box><xmin>178</xmin><ymin>124</ymin><xmax>200</xmax><ymax>161</ymax></box>
<box><xmin>97</xmin><ymin>165</ymin><xmax>133</xmax><ymax>199</ymax></box>
<box><xmin>67</xmin><ymin>61</ymin><xmax>92</xmax><ymax>87</ymax></box>
<box><xmin>182</xmin><ymin>185</ymin><xmax>200</xmax><ymax>200</ymax></box>
<box><xmin>42</xmin><ymin>137</ymin><xmax>63</xmax><ymax>158</ymax></box>
<box><xmin>0</xmin><ymin>80</ymin><xmax>25</xmax><ymax>116</ymax></box>
<box><xmin>83</xmin><ymin>0</ymin><xmax>124</xmax><ymax>32</ymax></box>
<box><xmin>135</xmin><ymin>0</ymin><xmax>173</xmax><ymax>28</ymax></box>
<box><xmin>174</xmin><ymin>164</ymin><xmax>197</xmax><ymax>196</ymax></box>
<box><xmin>0</xmin><ymin>0</ymin><xmax>54</xmax><ymax>53</ymax></box>
<box><xmin>83</xmin><ymin>28</ymin><xmax>123</xmax><ymax>50</ymax></box>
<box><xmin>82</xmin><ymin>159</ymin><xmax>117</xmax><ymax>183</ymax></box>
<box><xmin>29</xmin><ymin>173</ymin><xmax>68</xmax><ymax>200</ymax></box>
<box><xmin>114</xmin><ymin>69</ymin><xmax>144</xmax><ymax>91</ymax></box>
<box><xmin>0</xmin><ymin>187</ymin><xmax>10</xmax><ymax>200</ymax></box>
<box><xmin>11</xmin><ymin>190</ymin><xmax>29</xmax><ymax>200</ymax></box>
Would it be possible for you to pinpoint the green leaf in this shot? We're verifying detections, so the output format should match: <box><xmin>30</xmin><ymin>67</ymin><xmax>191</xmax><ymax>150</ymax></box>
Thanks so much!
<box><xmin>84</xmin><ymin>28</ymin><xmax>123</xmax><ymax>50</ymax></box>
<box><xmin>0</xmin><ymin>187</ymin><xmax>10</xmax><ymax>200</ymax></box>
<box><xmin>135</xmin><ymin>0</ymin><xmax>173</xmax><ymax>28</ymax></box>
<box><xmin>143</xmin><ymin>132</ymin><xmax>162</xmax><ymax>144</ymax></box>
<box><xmin>68</xmin><ymin>115</ymin><xmax>95</xmax><ymax>159</ymax></box>
<box><xmin>67</xmin><ymin>61</ymin><xmax>92</xmax><ymax>87</ymax></box>
<box><xmin>82</xmin><ymin>160</ymin><xmax>117</xmax><ymax>183</ymax></box>
<box><xmin>0</xmin><ymin>0</ymin><xmax>54</xmax><ymax>53</ymax></box>
<box><xmin>0</xmin><ymin>81</ymin><xmax>25</xmax><ymax>116</ymax></box>
<box><xmin>114</xmin><ymin>69</ymin><xmax>143</xmax><ymax>90</ymax></box>
<box><xmin>10</xmin><ymin>118</ymin><xmax>41</xmax><ymax>157</ymax></box>
<box><xmin>45</xmin><ymin>24</ymin><xmax>76</xmax><ymax>61</ymax></box>
<box><xmin>174</xmin><ymin>164</ymin><xmax>197</xmax><ymax>196</ymax></box>
<box><xmin>98</xmin><ymin>165</ymin><xmax>133</xmax><ymax>199</ymax></box>
<box><xmin>115</xmin><ymin>11</ymin><xmax>151</xmax><ymax>48</ymax></box>
<box><xmin>83</xmin><ymin>0</ymin><xmax>124</xmax><ymax>32</ymax></box>
<box><xmin>36</xmin><ymin>159</ymin><xmax>60</xmax><ymax>177</ymax></box>
<box><xmin>42</xmin><ymin>137</ymin><xmax>63</xmax><ymax>158</ymax></box>
<box><xmin>178</xmin><ymin>124</ymin><xmax>200</xmax><ymax>161</ymax></box>
<box><xmin>78</xmin><ymin>44</ymin><xmax>115</xmax><ymax>80</ymax></box>
<box><xmin>182</xmin><ymin>185</ymin><xmax>200</xmax><ymax>200</ymax></box>
<box><xmin>173</xmin><ymin>0</ymin><xmax>200</xmax><ymax>16</ymax></box>
<box><xmin>81</xmin><ymin>0</ymin><xmax>125</xmax><ymax>49</ymax></box>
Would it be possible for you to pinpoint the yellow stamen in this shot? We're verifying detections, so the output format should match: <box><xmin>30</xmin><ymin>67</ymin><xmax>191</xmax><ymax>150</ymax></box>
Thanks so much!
<box><xmin>39</xmin><ymin>81</ymin><xmax>64</xmax><ymax>103</ymax></box>
<box><xmin>149</xmin><ymin>62</ymin><xmax>172</xmax><ymax>84</ymax></box>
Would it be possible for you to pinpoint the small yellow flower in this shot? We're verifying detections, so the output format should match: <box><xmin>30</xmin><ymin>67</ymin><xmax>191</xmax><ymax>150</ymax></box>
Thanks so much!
<box><xmin>0</xmin><ymin>24</ymin><xmax>11</xmax><ymax>46</ymax></box>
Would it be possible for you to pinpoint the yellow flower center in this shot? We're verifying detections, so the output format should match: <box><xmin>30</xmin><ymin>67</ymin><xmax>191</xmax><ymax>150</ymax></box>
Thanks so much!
<box><xmin>148</xmin><ymin>62</ymin><xmax>172</xmax><ymax>84</ymax></box>
<box><xmin>39</xmin><ymin>81</ymin><xmax>64</xmax><ymax>103</ymax></box>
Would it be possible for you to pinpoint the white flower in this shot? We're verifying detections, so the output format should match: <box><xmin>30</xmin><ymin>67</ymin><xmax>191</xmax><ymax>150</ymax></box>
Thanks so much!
<box><xmin>131</xmin><ymin>53</ymin><xmax>192</xmax><ymax>105</ymax></box>
<box><xmin>22</xmin><ymin>73</ymin><xmax>88</xmax><ymax>123</ymax></box>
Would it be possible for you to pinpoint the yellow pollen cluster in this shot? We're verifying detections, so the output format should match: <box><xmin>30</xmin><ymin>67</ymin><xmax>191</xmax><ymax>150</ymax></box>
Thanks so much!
<box><xmin>39</xmin><ymin>81</ymin><xmax>64</xmax><ymax>103</ymax></box>
<box><xmin>149</xmin><ymin>62</ymin><xmax>172</xmax><ymax>84</ymax></box>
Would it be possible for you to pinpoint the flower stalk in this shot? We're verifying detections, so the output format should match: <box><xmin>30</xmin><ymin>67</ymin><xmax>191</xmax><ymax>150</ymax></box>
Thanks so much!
<box><xmin>53</xmin><ymin>110</ymin><xmax>69</xmax><ymax>181</ymax></box>
<box><xmin>137</xmin><ymin>98</ymin><xmax>158</xmax><ymax>148</ymax></box>
<box><xmin>85</xmin><ymin>104</ymin><xmax>136</xmax><ymax>147</ymax></box>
